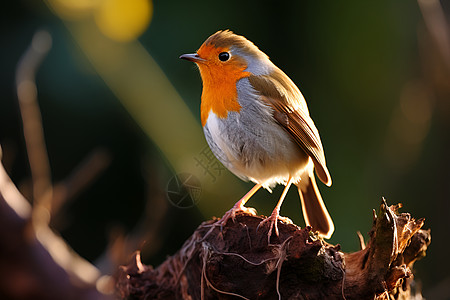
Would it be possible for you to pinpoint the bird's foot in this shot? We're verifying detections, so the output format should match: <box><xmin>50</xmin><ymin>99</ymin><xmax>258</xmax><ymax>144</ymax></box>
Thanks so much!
<box><xmin>218</xmin><ymin>204</ymin><xmax>257</xmax><ymax>228</ymax></box>
<box><xmin>257</xmin><ymin>211</ymin><xmax>292</xmax><ymax>244</ymax></box>
<box><xmin>202</xmin><ymin>204</ymin><xmax>257</xmax><ymax>240</ymax></box>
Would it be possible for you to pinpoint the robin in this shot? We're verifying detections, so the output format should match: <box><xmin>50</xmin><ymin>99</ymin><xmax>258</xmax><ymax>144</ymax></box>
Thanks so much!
<box><xmin>180</xmin><ymin>30</ymin><xmax>334</xmax><ymax>240</ymax></box>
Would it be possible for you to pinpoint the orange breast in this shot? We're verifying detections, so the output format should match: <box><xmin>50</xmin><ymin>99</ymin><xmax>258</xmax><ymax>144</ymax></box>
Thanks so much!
<box><xmin>198</xmin><ymin>63</ymin><xmax>250</xmax><ymax>126</ymax></box>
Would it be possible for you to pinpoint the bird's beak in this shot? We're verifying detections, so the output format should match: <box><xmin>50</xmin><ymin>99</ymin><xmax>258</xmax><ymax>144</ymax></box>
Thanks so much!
<box><xmin>179</xmin><ymin>53</ymin><xmax>204</xmax><ymax>63</ymax></box>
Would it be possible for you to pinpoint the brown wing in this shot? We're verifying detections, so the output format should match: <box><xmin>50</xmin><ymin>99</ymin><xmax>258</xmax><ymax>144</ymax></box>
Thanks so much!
<box><xmin>248</xmin><ymin>70</ymin><xmax>332</xmax><ymax>186</ymax></box>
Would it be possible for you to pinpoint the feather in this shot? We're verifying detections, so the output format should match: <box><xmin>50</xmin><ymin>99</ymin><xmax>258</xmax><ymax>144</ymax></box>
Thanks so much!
<box><xmin>248</xmin><ymin>71</ymin><xmax>332</xmax><ymax>186</ymax></box>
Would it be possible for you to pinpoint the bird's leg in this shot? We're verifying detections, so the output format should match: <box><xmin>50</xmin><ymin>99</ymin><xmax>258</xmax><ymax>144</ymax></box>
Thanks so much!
<box><xmin>202</xmin><ymin>184</ymin><xmax>261</xmax><ymax>240</ymax></box>
<box><xmin>258</xmin><ymin>178</ymin><xmax>294</xmax><ymax>244</ymax></box>
<box><xmin>219</xmin><ymin>183</ymin><xmax>262</xmax><ymax>226</ymax></box>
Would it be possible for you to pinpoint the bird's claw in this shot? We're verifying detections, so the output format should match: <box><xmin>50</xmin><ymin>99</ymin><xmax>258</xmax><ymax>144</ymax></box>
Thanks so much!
<box><xmin>257</xmin><ymin>213</ymin><xmax>280</xmax><ymax>244</ymax></box>
<box><xmin>257</xmin><ymin>213</ymin><xmax>292</xmax><ymax>244</ymax></box>
<box><xmin>219</xmin><ymin>205</ymin><xmax>257</xmax><ymax>227</ymax></box>
<box><xmin>202</xmin><ymin>205</ymin><xmax>257</xmax><ymax>241</ymax></box>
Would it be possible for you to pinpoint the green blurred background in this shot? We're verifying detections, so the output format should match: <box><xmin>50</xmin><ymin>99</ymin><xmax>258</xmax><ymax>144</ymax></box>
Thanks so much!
<box><xmin>1</xmin><ymin>0</ymin><xmax>449</xmax><ymax>297</ymax></box>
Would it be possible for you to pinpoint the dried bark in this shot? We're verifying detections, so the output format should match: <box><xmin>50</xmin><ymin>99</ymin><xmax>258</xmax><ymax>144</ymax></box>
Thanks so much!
<box><xmin>116</xmin><ymin>200</ymin><xmax>430</xmax><ymax>300</ymax></box>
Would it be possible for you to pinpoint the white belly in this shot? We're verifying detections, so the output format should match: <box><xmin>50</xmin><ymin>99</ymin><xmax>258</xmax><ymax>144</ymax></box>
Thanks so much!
<box><xmin>203</xmin><ymin>111</ymin><xmax>309</xmax><ymax>189</ymax></box>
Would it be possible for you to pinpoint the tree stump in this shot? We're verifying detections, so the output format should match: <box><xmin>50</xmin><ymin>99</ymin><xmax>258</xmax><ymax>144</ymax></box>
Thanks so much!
<box><xmin>116</xmin><ymin>200</ymin><xmax>430</xmax><ymax>299</ymax></box>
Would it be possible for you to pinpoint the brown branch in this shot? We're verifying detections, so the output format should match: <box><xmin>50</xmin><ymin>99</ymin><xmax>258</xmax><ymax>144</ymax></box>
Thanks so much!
<box><xmin>116</xmin><ymin>200</ymin><xmax>430</xmax><ymax>300</ymax></box>
<box><xmin>15</xmin><ymin>30</ymin><xmax>53</xmax><ymax>225</ymax></box>
<box><xmin>2</xmin><ymin>30</ymin><xmax>117</xmax><ymax>299</ymax></box>
<box><xmin>418</xmin><ymin>0</ymin><xmax>450</xmax><ymax>70</ymax></box>
<box><xmin>0</xmin><ymin>156</ymin><xmax>112</xmax><ymax>300</ymax></box>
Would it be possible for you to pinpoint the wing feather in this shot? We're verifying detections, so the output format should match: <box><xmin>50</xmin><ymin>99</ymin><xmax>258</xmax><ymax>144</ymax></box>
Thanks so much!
<box><xmin>248</xmin><ymin>70</ymin><xmax>331</xmax><ymax>186</ymax></box>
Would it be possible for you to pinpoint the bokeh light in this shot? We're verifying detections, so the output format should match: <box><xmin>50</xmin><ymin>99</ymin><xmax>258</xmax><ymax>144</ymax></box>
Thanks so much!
<box><xmin>95</xmin><ymin>0</ymin><xmax>152</xmax><ymax>42</ymax></box>
<box><xmin>47</xmin><ymin>0</ymin><xmax>153</xmax><ymax>42</ymax></box>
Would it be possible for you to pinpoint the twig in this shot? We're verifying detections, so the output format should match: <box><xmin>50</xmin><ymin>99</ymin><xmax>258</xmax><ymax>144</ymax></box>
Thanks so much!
<box><xmin>357</xmin><ymin>231</ymin><xmax>366</xmax><ymax>250</ymax></box>
<box><xmin>418</xmin><ymin>0</ymin><xmax>450</xmax><ymax>69</ymax></box>
<box><xmin>12</xmin><ymin>30</ymin><xmax>110</xmax><ymax>296</ymax></box>
<box><xmin>15</xmin><ymin>30</ymin><xmax>53</xmax><ymax>226</ymax></box>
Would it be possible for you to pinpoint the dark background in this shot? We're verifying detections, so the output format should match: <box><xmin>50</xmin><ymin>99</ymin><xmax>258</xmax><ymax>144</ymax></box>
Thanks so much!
<box><xmin>1</xmin><ymin>0</ymin><xmax>449</xmax><ymax>297</ymax></box>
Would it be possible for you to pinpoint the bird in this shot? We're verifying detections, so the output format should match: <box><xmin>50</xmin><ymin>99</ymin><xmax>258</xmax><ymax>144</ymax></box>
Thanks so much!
<box><xmin>180</xmin><ymin>30</ymin><xmax>334</xmax><ymax>240</ymax></box>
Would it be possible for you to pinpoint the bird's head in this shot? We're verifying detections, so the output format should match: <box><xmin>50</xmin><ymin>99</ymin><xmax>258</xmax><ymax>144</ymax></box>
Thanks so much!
<box><xmin>180</xmin><ymin>30</ymin><xmax>273</xmax><ymax>81</ymax></box>
<box><xmin>180</xmin><ymin>30</ymin><xmax>277</xmax><ymax>126</ymax></box>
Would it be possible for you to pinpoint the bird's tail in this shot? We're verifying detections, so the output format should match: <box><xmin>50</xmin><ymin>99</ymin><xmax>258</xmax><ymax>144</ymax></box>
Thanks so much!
<box><xmin>296</xmin><ymin>172</ymin><xmax>334</xmax><ymax>239</ymax></box>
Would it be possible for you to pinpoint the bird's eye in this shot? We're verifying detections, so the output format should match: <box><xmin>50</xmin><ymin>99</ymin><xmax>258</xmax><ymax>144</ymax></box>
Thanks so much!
<box><xmin>218</xmin><ymin>52</ymin><xmax>230</xmax><ymax>61</ymax></box>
